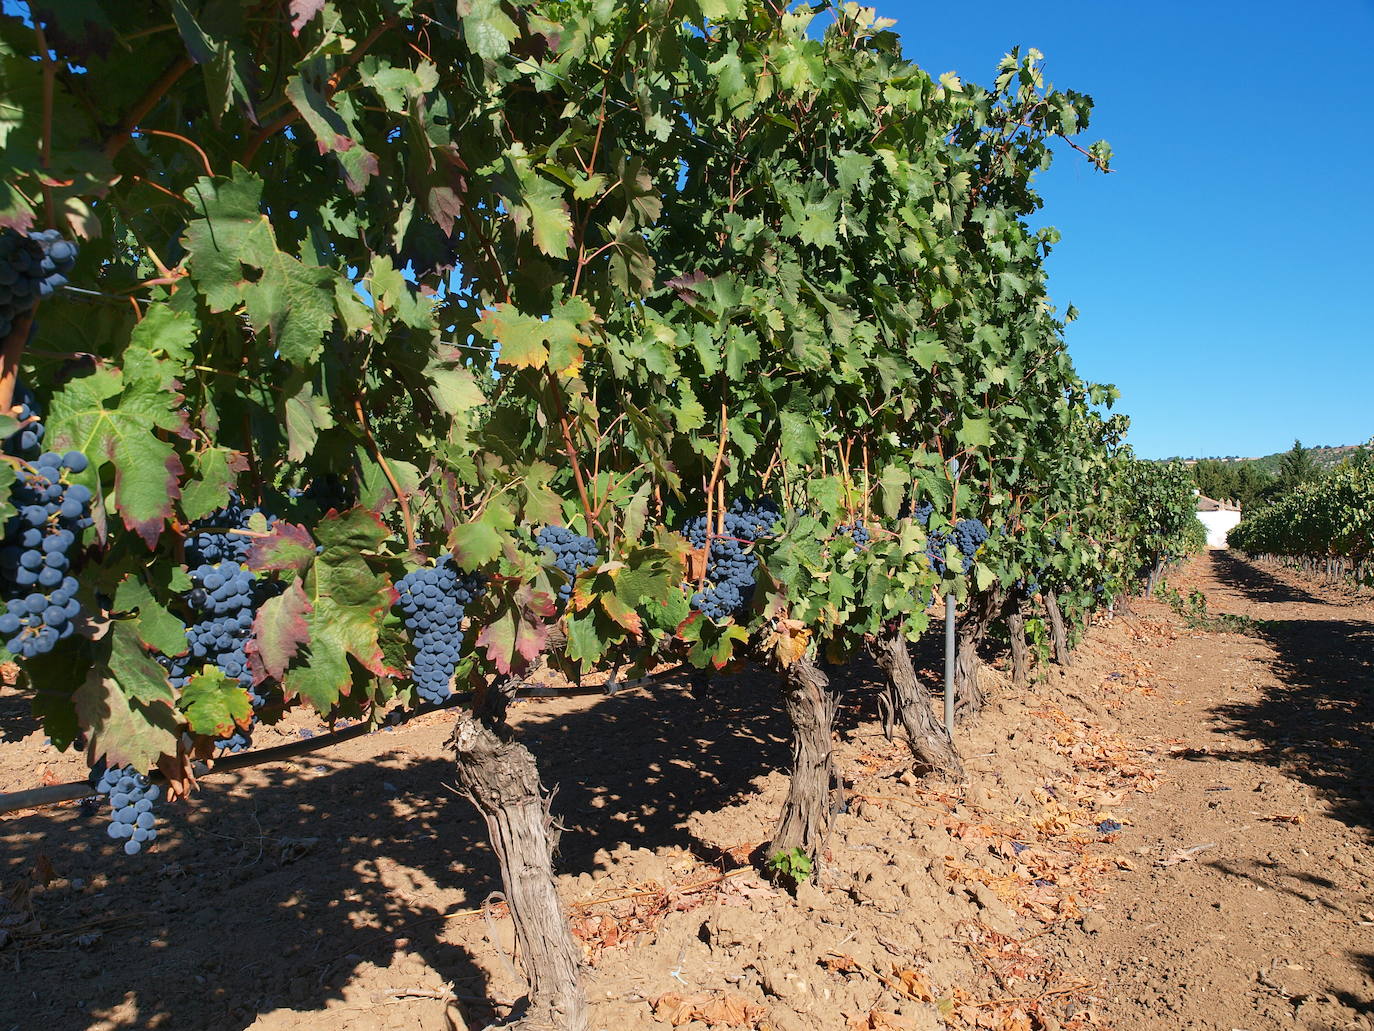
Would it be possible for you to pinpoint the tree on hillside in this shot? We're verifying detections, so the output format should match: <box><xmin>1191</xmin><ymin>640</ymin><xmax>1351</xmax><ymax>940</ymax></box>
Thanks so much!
<box><xmin>1249</xmin><ymin>439</ymin><xmax>1321</xmax><ymax>509</ymax></box>
<box><xmin>1277</xmin><ymin>439</ymin><xmax>1319</xmax><ymax>490</ymax></box>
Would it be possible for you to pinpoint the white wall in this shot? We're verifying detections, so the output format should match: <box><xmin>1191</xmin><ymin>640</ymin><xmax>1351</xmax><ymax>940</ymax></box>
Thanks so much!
<box><xmin>1198</xmin><ymin>509</ymin><xmax>1242</xmax><ymax>549</ymax></box>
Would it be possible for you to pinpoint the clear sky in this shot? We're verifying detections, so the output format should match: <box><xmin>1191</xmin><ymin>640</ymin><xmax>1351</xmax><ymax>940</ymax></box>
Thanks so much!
<box><xmin>884</xmin><ymin>1</ymin><xmax>1374</xmax><ymax>459</ymax></box>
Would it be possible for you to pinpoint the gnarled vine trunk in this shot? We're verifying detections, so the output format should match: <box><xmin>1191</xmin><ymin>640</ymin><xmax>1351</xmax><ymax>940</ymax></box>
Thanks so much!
<box><xmin>1006</xmin><ymin>596</ymin><xmax>1029</xmax><ymax>686</ymax></box>
<box><xmin>1044</xmin><ymin>589</ymin><xmax>1072</xmax><ymax>667</ymax></box>
<box><xmin>954</xmin><ymin>588</ymin><xmax>1003</xmax><ymax>719</ymax></box>
<box><xmin>449</xmin><ymin>680</ymin><xmax>588</xmax><ymax>1031</ymax></box>
<box><xmin>767</xmin><ymin>652</ymin><xmax>839</xmax><ymax>867</ymax></box>
<box><xmin>870</xmin><ymin>626</ymin><xmax>962</xmax><ymax>779</ymax></box>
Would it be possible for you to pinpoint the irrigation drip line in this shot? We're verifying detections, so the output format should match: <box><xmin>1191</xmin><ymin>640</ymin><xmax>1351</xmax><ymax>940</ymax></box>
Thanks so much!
<box><xmin>0</xmin><ymin>666</ymin><xmax>690</xmax><ymax>818</ymax></box>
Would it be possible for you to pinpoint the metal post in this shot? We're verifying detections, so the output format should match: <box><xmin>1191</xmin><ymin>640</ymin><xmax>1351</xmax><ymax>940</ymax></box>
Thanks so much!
<box><xmin>943</xmin><ymin>592</ymin><xmax>956</xmax><ymax>735</ymax></box>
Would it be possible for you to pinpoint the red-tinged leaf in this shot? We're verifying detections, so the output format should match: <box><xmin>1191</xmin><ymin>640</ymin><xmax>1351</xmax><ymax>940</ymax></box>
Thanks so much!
<box><xmin>46</xmin><ymin>365</ymin><xmax>187</xmax><ymax>548</ymax></box>
<box><xmin>246</xmin><ymin>579</ymin><xmax>312</xmax><ymax>682</ymax></box>
<box><xmin>516</xmin><ymin>582</ymin><xmax>559</xmax><ymax>621</ymax></box>
<box><xmin>600</xmin><ymin>590</ymin><xmax>643</xmax><ymax>636</ymax></box>
<box><xmin>75</xmin><ymin>622</ymin><xmax>182</xmax><ymax>772</ymax></box>
<box><xmin>247</xmin><ymin>521</ymin><xmax>317</xmax><ymax>573</ymax></box>
<box><xmin>280</xmin><ymin>509</ymin><xmax>397</xmax><ymax>713</ymax></box>
<box><xmin>289</xmin><ymin>0</ymin><xmax>326</xmax><ymax>34</ymax></box>
<box><xmin>514</xmin><ymin>613</ymin><xmax>548</xmax><ymax>665</ymax></box>
<box><xmin>475</xmin><ymin>610</ymin><xmax>518</xmax><ymax>675</ymax></box>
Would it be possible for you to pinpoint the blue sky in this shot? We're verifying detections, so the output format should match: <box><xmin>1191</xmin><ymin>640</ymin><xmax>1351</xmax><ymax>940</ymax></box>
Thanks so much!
<box><xmin>884</xmin><ymin>1</ymin><xmax>1374</xmax><ymax>459</ymax></box>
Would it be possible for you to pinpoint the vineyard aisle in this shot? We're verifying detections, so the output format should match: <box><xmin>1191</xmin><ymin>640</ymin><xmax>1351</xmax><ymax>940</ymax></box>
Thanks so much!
<box><xmin>1080</xmin><ymin>551</ymin><xmax>1374</xmax><ymax>1031</ymax></box>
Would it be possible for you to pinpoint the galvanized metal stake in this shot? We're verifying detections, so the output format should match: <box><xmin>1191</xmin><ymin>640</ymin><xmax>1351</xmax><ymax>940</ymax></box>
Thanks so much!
<box><xmin>943</xmin><ymin>592</ymin><xmax>956</xmax><ymax>735</ymax></box>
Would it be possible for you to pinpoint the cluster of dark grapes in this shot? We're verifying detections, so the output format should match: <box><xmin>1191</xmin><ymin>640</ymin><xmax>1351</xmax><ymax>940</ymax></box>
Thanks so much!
<box><xmin>925</xmin><ymin>527</ymin><xmax>952</xmax><ymax>574</ymax></box>
<box><xmin>167</xmin><ymin>497</ymin><xmax>282</xmax><ymax>750</ymax></box>
<box><xmin>535</xmin><ymin>525</ymin><xmax>600</xmax><ymax>602</ymax></box>
<box><xmin>94</xmin><ymin>765</ymin><xmax>161</xmax><ymax>856</ymax></box>
<box><xmin>300</xmin><ymin>475</ymin><xmax>354</xmax><ymax>515</ymax></box>
<box><xmin>901</xmin><ymin>499</ymin><xmax>934</xmax><ymax>527</ymax></box>
<box><xmin>164</xmin><ymin>558</ymin><xmax>273</xmax><ymax>752</ymax></box>
<box><xmin>0</xmin><ymin>229</ymin><xmax>77</xmax><ymax>339</ymax></box>
<box><xmin>0</xmin><ymin>451</ymin><xmax>92</xmax><ymax>657</ymax></box>
<box><xmin>681</xmin><ymin>498</ymin><xmax>781</xmax><ymax>622</ymax></box>
<box><xmin>394</xmin><ymin>558</ymin><xmax>484</xmax><ymax>704</ymax></box>
<box><xmin>184</xmin><ymin>494</ymin><xmax>273</xmax><ymax>566</ymax></box>
<box><xmin>954</xmin><ymin>518</ymin><xmax>989</xmax><ymax>557</ymax></box>
<box><xmin>837</xmin><ymin>520</ymin><xmax>871</xmax><ymax>549</ymax></box>
<box><xmin>4</xmin><ymin>383</ymin><xmax>45</xmax><ymax>456</ymax></box>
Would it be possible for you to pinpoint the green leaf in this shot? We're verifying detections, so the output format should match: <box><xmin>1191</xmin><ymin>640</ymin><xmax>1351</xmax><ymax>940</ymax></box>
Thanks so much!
<box><xmin>74</xmin><ymin>621</ymin><xmax>182</xmax><ymax>772</ymax></box>
<box><xmin>280</xmin><ymin>510</ymin><xmax>396</xmax><ymax>713</ymax></box>
<box><xmin>779</xmin><ymin>410</ymin><xmax>818</xmax><ymax>464</ymax></box>
<box><xmin>113</xmin><ymin>576</ymin><xmax>187</xmax><ymax>657</ymax></box>
<box><xmin>46</xmin><ymin>366</ymin><xmax>185</xmax><ymax>548</ymax></box>
<box><xmin>182</xmin><ymin>165</ymin><xmax>336</xmax><ymax>366</ymax></box>
<box><xmin>284</xmin><ymin>379</ymin><xmax>335</xmax><ymax>462</ymax></box>
<box><xmin>179</xmin><ymin>669</ymin><xmax>253</xmax><ymax>737</ymax></box>
<box><xmin>181</xmin><ymin>447</ymin><xmax>248</xmax><ymax>523</ymax></box>
<box><xmin>459</xmin><ymin>0</ymin><xmax>519</xmax><ymax>59</ymax></box>
<box><xmin>956</xmin><ymin>417</ymin><xmax>992</xmax><ymax>448</ymax></box>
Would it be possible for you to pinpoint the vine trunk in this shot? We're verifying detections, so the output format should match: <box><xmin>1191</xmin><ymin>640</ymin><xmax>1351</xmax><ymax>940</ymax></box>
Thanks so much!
<box><xmin>1044</xmin><ymin>590</ymin><xmax>1073</xmax><ymax>667</ymax></box>
<box><xmin>767</xmin><ymin>652</ymin><xmax>839</xmax><ymax>867</ymax></box>
<box><xmin>1006</xmin><ymin>596</ymin><xmax>1030</xmax><ymax>686</ymax></box>
<box><xmin>870</xmin><ymin>626</ymin><xmax>963</xmax><ymax>779</ymax></box>
<box><xmin>449</xmin><ymin>680</ymin><xmax>589</xmax><ymax>1031</ymax></box>
<box><xmin>954</xmin><ymin>588</ymin><xmax>1003</xmax><ymax>719</ymax></box>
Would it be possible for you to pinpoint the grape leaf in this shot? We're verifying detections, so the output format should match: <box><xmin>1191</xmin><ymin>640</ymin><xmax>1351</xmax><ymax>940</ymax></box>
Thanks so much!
<box><xmin>179</xmin><ymin>669</ymin><xmax>252</xmax><ymax>737</ymax></box>
<box><xmin>247</xmin><ymin>521</ymin><xmax>317</xmax><ymax>573</ymax></box>
<box><xmin>281</xmin><ymin>510</ymin><xmax>396</xmax><ymax>712</ymax></box>
<box><xmin>75</xmin><ymin>621</ymin><xmax>182</xmax><ymax>772</ymax></box>
<box><xmin>181</xmin><ymin>447</ymin><xmax>250</xmax><ymax>523</ymax></box>
<box><xmin>46</xmin><ymin>366</ymin><xmax>185</xmax><ymax>548</ymax></box>
<box><xmin>113</xmin><ymin>576</ymin><xmax>187</xmax><ymax>657</ymax></box>
<box><xmin>182</xmin><ymin>166</ymin><xmax>337</xmax><ymax>366</ymax></box>
<box><xmin>246</xmin><ymin>579</ymin><xmax>311</xmax><ymax>683</ymax></box>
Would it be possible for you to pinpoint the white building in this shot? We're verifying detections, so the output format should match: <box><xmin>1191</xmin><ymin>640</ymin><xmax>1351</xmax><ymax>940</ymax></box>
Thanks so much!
<box><xmin>1195</xmin><ymin>491</ymin><xmax>1242</xmax><ymax>549</ymax></box>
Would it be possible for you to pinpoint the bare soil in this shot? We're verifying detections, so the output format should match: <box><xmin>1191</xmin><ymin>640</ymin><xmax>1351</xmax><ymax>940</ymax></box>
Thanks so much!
<box><xmin>1</xmin><ymin>551</ymin><xmax>1372</xmax><ymax>1031</ymax></box>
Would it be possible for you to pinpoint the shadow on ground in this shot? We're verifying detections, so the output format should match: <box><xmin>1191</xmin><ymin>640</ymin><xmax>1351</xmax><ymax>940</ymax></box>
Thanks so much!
<box><xmin>0</xmin><ymin>655</ymin><xmax>916</xmax><ymax>1031</ymax></box>
<box><xmin>1206</xmin><ymin>552</ymin><xmax>1374</xmax><ymax>841</ymax></box>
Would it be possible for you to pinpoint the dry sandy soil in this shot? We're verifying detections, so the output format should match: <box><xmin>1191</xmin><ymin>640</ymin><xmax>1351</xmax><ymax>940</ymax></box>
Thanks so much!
<box><xmin>1</xmin><ymin>551</ymin><xmax>1372</xmax><ymax>1031</ymax></box>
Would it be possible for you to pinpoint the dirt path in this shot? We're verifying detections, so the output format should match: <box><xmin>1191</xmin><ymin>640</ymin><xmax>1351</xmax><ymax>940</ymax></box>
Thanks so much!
<box><xmin>2</xmin><ymin>551</ymin><xmax>1372</xmax><ymax>1031</ymax></box>
<box><xmin>1078</xmin><ymin>551</ymin><xmax>1374</xmax><ymax>1030</ymax></box>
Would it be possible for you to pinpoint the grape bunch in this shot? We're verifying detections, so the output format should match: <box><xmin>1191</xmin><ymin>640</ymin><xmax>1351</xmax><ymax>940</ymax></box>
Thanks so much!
<box><xmin>680</xmin><ymin>498</ymin><xmax>781</xmax><ymax>622</ymax></box>
<box><xmin>0</xmin><ymin>451</ymin><xmax>93</xmax><ymax>657</ymax></box>
<box><xmin>394</xmin><ymin>558</ymin><xmax>484</xmax><ymax>704</ymax></box>
<box><xmin>953</xmin><ymin>518</ymin><xmax>989</xmax><ymax>558</ymax></box>
<box><xmin>165</xmin><ymin>559</ymin><xmax>275</xmax><ymax>752</ymax></box>
<box><xmin>184</xmin><ymin>494</ymin><xmax>273</xmax><ymax>566</ymax></box>
<box><xmin>837</xmin><ymin>520</ymin><xmax>870</xmax><ymax>549</ymax></box>
<box><xmin>0</xmin><ymin>229</ymin><xmax>77</xmax><ymax>338</ymax></box>
<box><xmin>900</xmin><ymin>499</ymin><xmax>934</xmax><ymax>527</ymax></box>
<box><xmin>95</xmin><ymin>765</ymin><xmax>161</xmax><ymax>856</ymax></box>
<box><xmin>4</xmin><ymin>382</ymin><xmax>45</xmax><ymax>457</ymax></box>
<box><xmin>535</xmin><ymin>525</ymin><xmax>600</xmax><ymax>602</ymax></box>
<box><xmin>300</xmin><ymin>475</ymin><xmax>355</xmax><ymax>516</ymax></box>
<box><xmin>925</xmin><ymin>527</ymin><xmax>952</xmax><ymax>575</ymax></box>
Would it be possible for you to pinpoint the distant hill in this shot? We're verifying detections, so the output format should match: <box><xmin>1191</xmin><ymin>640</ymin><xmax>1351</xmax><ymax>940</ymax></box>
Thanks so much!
<box><xmin>1173</xmin><ymin>444</ymin><xmax>1364</xmax><ymax>477</ymax></box>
